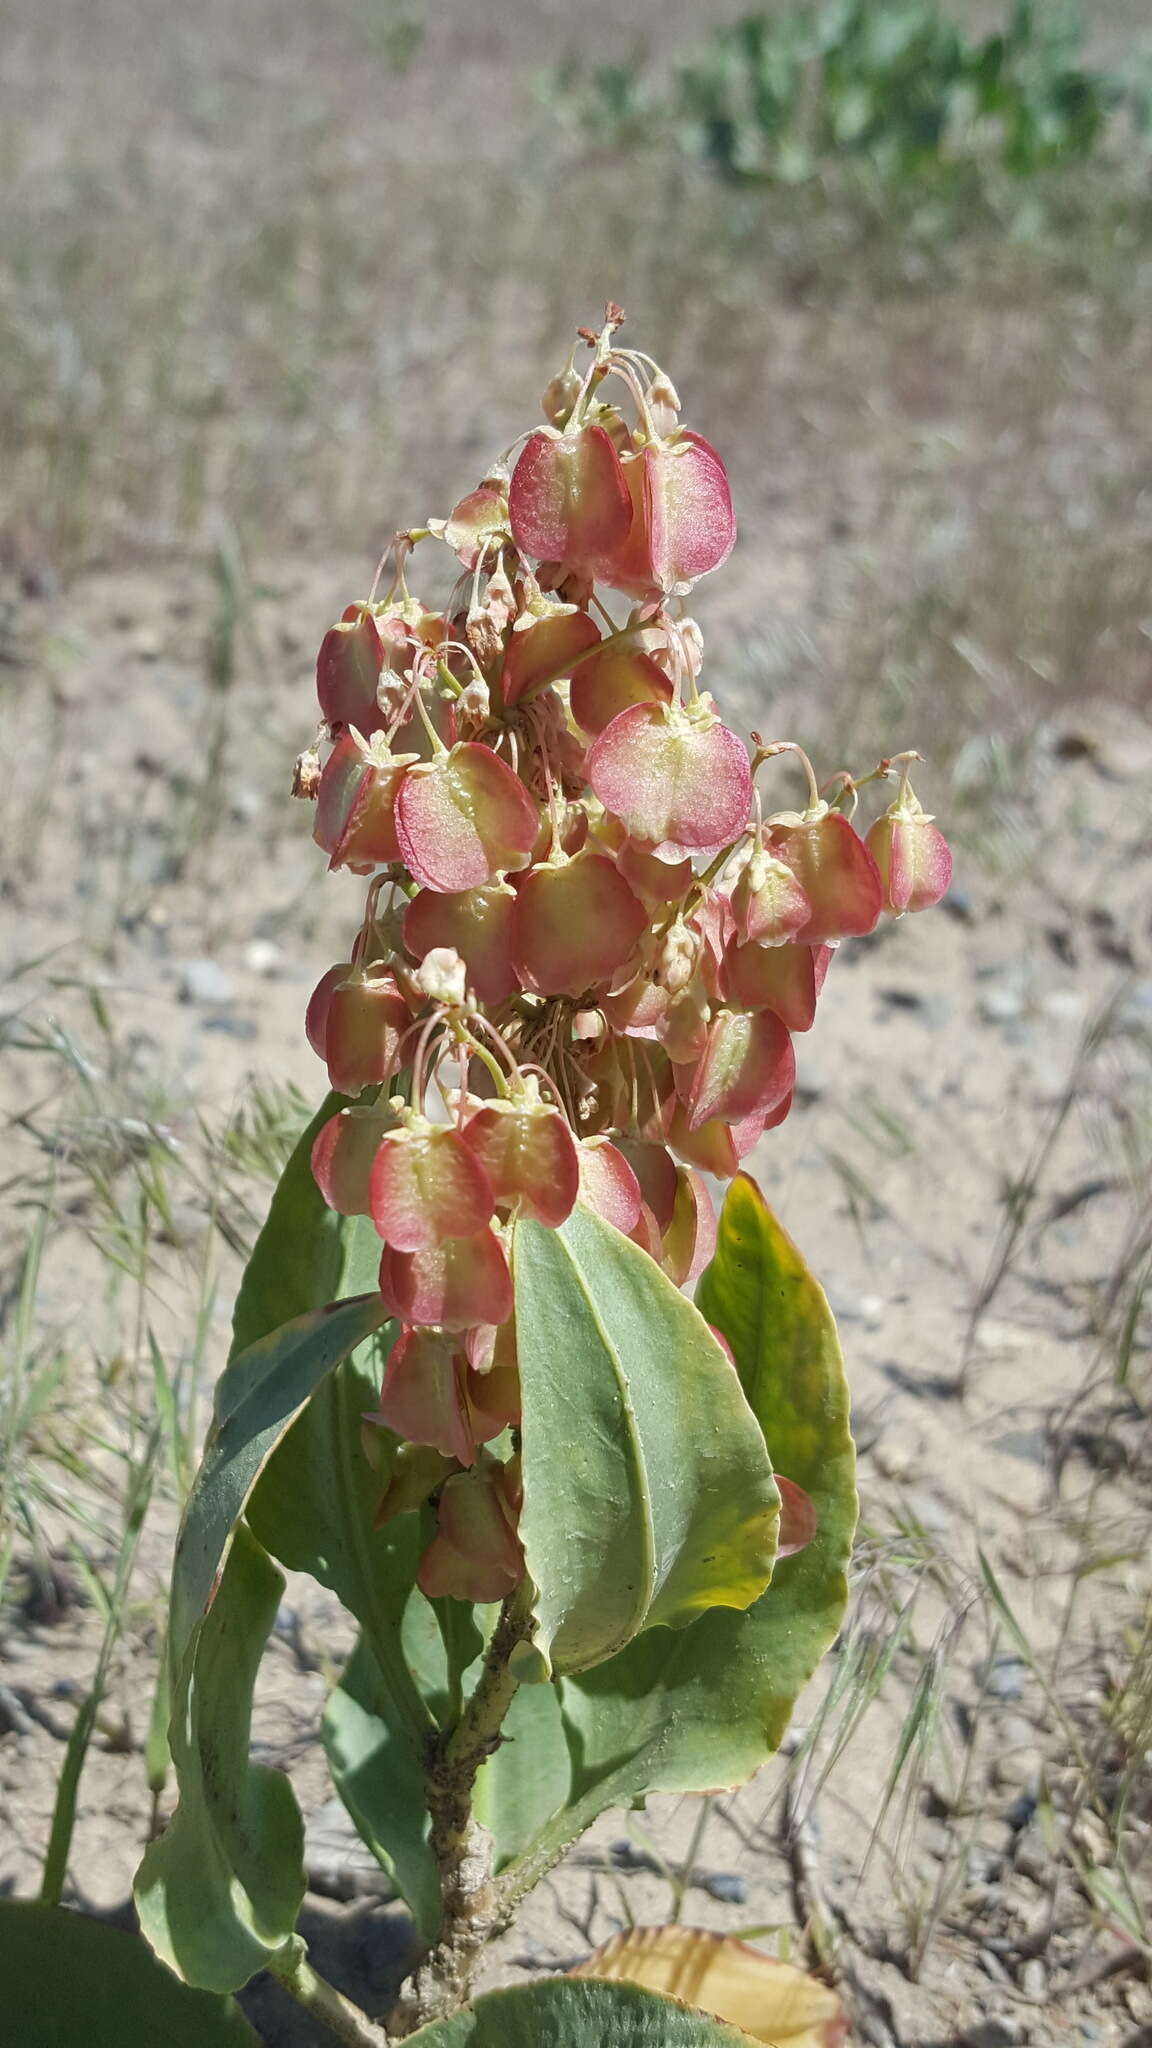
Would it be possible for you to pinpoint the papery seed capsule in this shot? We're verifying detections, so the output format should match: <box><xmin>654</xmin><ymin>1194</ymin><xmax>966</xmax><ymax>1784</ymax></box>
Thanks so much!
<box><xmin>374</xmin><ymin>1325</ymin><xmax>516</xmax><ymax>1468</ymax></box>
<box><xmin>322</xmin><ymin>969</ymin><xmax>411</xmax><ymax>1097</ymax></box>
<box><xmin>314</xmin><ymin>733</ymin><xmax>418</xmax><ymax>872</ymax></box>
<box><xmin>436</xmin><ymin>477</ymin><xmax>510</xmax><ymax>569</ymax></box>
<box><xmin>512</xmin><ymin>851</ymin><xmax>647</xmax><ymax>998</ymax></box>
<box><xmin>369</xmin><ymin>1125</ymin><xmax>494</xmax><ymax>1251</ymax></box>
<box><xmin>729</xmin><ymin>843</ymin><xmax>812</xmax><ymax>945</ymax></box>
<box><xmin>723</xmin><ymin>939</ymin><xmax>833</xmax><ymax>1033</ymax></box>
<box><xmin>615</xmin><ymin>838</ymin><xmax>694</xmax><ymax>903</ymax></box>
<box><xmin>568</xmin><ymin>642</ymin><xmax>673</xmax><ymax>736</ymax></box>
<box><xmin>417</xmin><ymin>1458</ymin><xmax>524</xmax><ymax>1603</ymax></box>
<box><xmin>464</xmin><ymin>1095</ymin><xmax>580</xmax><ymax>1229</ymax></box>
<box><xmin>403</xmin><ymin>883</ymin><xmax>518</xmax><ymax>1005</ymax></box>
<box><xmin>867</xmin><ymin>807</ymin><xmax>952</xmax><ymax>916</ymax></box>
<box><xmin>305</xmin><ymin>962</ymin><xmax>351</xmax><ymax>1060</ymax></box>
<box><xmin>500</xmin><ymin>610</ymin><xmax>601</xmax><ymax>708</ymax></box>
<box><xmin>594</xmin><ymin>431</ymin><xmax>736</xmax><ymax>598</ymax></box>
<box><xmin>373</xmin><ymin>1443</ymin><xmax>458</xmax><ymax>1527</ymax></box>
<box><xmin>509</xmin><ymin>423</ymin><xmax>632</xmax><ymax>566</ymax></box>
<box><xmin>684</xmin><ymin>1008</ymin><xmax>796</xmax><ymax>1132</ymax></box>
<box><xmin>588</xmin><ymin>699</ymin><xmax>752</xmax><ymax>855</ymax></box>
<box><xmin>576</xmin><ymin>1138</ymin><xmax>643</xmax><ymax>1236</ymax></box>
<box><xmin>768</xmin><ymin>811</ymin><xmax>883</xmax><ymax>943</ymax></box>
<box><xmin>660</xmin><ymin>1166</ymin><xmax>717</xmax><ymax>1286</ymax></box>
<box><xmin>614</xmin><ymin>1139</ymin><xmax>679</xmax><ymax>1231</ymax></box>
<box><xmin>311</xmin><ymin>1104</ymin><xmax>396</xmax><ymax>1216</ymax></box>
<box><xmin>379</xmin><ymin>1228</ymin><xmax>513</xmax><ymax>1330</ymax></box>
<box><xmin>316</xmin><ymin>606</ymin><xmax>387</xmax><ymax>734</ymax></box>
<box><xmin>395</xmin><ymin>741</ymin><xmax>539</xmax><ymax>893</ymax></box>
<box><xmin>775</xmin><ymin>1474</ymin><xmax>818</xmax><ymax>1559</ymax></box>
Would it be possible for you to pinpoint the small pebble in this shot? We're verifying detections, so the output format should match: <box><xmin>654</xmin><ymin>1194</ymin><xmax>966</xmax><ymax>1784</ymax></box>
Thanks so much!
<box><xmin>178</xmin><ymin>958</ymin><xmax>235</xmax><ymax>1006</ymax></box>
<box><xmin>1019</xmin><ymin>1959</ymin><xmax>1047</xmax><ymax>2003</ymax></box>
<box><xmin>700</xmin><ymin>1872</ymin><xmax>746</xmax><ymax>1904</ymax></box>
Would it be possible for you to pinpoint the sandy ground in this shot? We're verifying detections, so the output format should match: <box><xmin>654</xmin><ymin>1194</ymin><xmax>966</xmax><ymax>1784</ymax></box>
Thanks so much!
<box><xmin>0</xmin><ymin>545</ymin><xmax>1150</xmax><ymax>2046</ymax></box>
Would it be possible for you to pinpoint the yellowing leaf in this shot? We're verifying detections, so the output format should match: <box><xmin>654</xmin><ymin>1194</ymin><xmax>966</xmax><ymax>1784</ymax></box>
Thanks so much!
<box><xmin>572</xmin><ymin>1927</ymin><xmax>848</xmax><ymax>2046</ymax></box>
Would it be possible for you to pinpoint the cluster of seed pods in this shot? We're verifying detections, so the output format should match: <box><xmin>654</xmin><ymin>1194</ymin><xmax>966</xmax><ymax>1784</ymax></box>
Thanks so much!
<box><xmin>297</xmin><ymin>308</ymin><xmax>952</xmax><ymax>1603</ymax></box>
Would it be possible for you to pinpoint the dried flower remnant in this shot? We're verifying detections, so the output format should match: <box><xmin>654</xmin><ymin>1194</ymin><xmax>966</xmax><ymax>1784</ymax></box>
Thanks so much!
<box><xmin>293</xmin><ymin>307</ymin><xmax>950</xmax><ymax>1592</ymax></box>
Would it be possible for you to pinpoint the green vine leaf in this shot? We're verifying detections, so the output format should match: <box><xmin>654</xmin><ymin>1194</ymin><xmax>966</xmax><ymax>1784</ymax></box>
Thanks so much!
<box><xmin>511</xmin><ymin>1205</ymin><xmax>780</xmax><ymax>1675</ymax></box>
<box><xmin>136</xmin><ymin>1524</ymin><xmax>306</xmax><ymax>1993</ymax></box>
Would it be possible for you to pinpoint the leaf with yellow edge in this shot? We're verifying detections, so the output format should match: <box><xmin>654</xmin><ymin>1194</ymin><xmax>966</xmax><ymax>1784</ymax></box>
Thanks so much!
<box><xmin>571</xmin><ymin>1927</ymin><xmax>848</xmax><ymax>2046</ymax></box>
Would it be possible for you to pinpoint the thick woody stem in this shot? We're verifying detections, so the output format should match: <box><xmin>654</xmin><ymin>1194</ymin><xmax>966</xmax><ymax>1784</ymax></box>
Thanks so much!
<box><xmin>389</xmin><ymin>1578</ymin><xmax>536</xmax><ymax>2037</ymax></box>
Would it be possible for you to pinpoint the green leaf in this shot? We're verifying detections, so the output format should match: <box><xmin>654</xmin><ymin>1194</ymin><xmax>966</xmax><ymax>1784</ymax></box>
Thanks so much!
<box><xmin>501</xmin><ymin>1174</ymin><xmax>856</xmax><ymax>1898</ymax></box>
<box><xmin>0</xmin><ymin>1900</ymin><xmax>260</xmax><ymax>2046</ymax></box>
<box><xmin>228</xmin><ymin>1089</ymin><xmax>353</xmax><ymax>1349</ymax></box>
<box><xmin>170</xmin><ymin>1288</ymin><xmax>389</xmax><ymax>1672</ymax></box>
<box><xmin>239</xmin><ymin>1094</ymin><xmax>429</xmax><ymax>1736</ymax></box>
<box><xmin>323</xmin><ymin>1631</ymin><xmax>441</xmax><ymax>1936</ymax></box>
<box><xmin>136</xmin><ymin>1524</ymin><xmax>306</xmax><ymax>1994</ymax></box>
<box><xmin>511</xmin><ymin>1206</ymin><xmax>779</xmax><ymax>1675</ymax></box>
<box><xmin>406</xmin><ymin>1976</ymin><xmax>758</xmax><ymax>2045</ymax></box>
<box><xmin>472</xmin><ymin>1676</ymin><xmax>572</xmax><ymax>1866</ymax></box>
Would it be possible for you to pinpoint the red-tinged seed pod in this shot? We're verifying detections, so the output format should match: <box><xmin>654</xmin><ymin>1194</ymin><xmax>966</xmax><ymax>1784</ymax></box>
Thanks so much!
<box><xmin>768</xmin><ymin>811</ymin><xmax>883</xmax><ymax>943</ymax></box>
<box><xmin>684</xmin><ymin>1008</ymin><xmax>796</xmax><ymax>1132</ymax></box>
<box><xmin>723</xmin><ymin>939</ymin><xmax>833</xmax><ymax>1033</ymax></box>
<box><xmin>379</xmin><ymin>1228</ymin><xmax>513</xmax><ymax>1330</ymax></box>
<box><xmin>615</xmin><ymin>838</ymin><xmax>694</xmax><ymax>903</ymax></box>
<box><xmin>403</xmin><ymin>883</ymin><xmax>518</xmax><ymax>1005</ymax></box>
<box><xmin>568</xmin><ymin>642</ymin><xmax>673</xmax><ymax>736</ymax></box>
<box><xmin>314</xmin><ymin>734</ymin><xmax>416</xmax><ymax>872</ymax></box>
<box><xmin>614</xmin><ymin>1139</ymin><xmax>679</xmax><ymax>1231</ymax></box>
<box><xmin>395</xmin><ymin>742</ymin><xmax>539</xmax><ymax>894</ymax></box>
<box><xmin>664</xmin><ymin>1100</ymin><xmax>740</xmax><ymax>1179</ymax></box>
<box><xmin>867</xmin><ymin>806</ymin><xmax>952</xmax><ymax>915</ymax></box>
<box><xmin>464</xmin><ymin>1097</ymin><xmax>580</xmax><ymax>1229</ymax></box>
<box><xmin>729</xmin><ymin>844</ymin><xmax>812</xmax><ymax>945</ymax></box>
<box><xmin>529</xmin><ymin>798</ymin><xmax>589</xmax><ymax>867</ymax></box>
<box><xmin>576</xmin><ymin>1137</ymin><xmax>643</xmax><ymax>1236</ymax></box>
<box><xmin>629</xmin><ymin>1200</ymin><xmax>664</xmax><ymax>1261</ymax></box>
<box><xmin>466</xmin><ymin>1355</ymin><xmax>521</xmax><ymax>1440</ymax></box>
<box><xmin>588</xmin><ymin>700</ymin><xmax>752</xmax><ymax>854</ymax></box>
<box><xmin>512</xmin><ymin>851</ymin><xmax>647</xmax><ymax>998</ymax></box>
<box><xmin>323</xmin><ymin>969</ymin><xmax>411</xmax><ymax>1097</ymax></box>
<box><xmin>417</xmin><ymin>1460</ymin><xmax>523</xmax><ymax>1603</ymax></box>
<box><xmin>655</xmin><ymin>982</ymin><xmax>712</xmax><ymax>1066</ymax></box>
<box><xmin>369</xmin><ymin>1125</ymin><xmax>494</xmax><ymax>1252</ymax></box>
<box><xmin>660</xmin><ymin>1165</ymin><xmax>717</xmax><ymax>1286</ymax></box>
<box><xmin>373</xmin><ymin>1443</ymin><xmax>458</xmax><ymax>1528</ymax></box>
<box><xmin>437</xmin><ymin>478</ymin><xmax>510</xmax><ymax>569</ymax></box>
<box><xmin>311</xmin><ymin>1104</ymin><xmax>396</xmax><ymax>1216</ymax></box>
<box><xmin>775</xmin><ymin>1473</ymin><xmax>818</xmax><ymax>1559</ymax></box>
<box><xmin>316</xmin><ymin>605</ymin><xmax>387</xmax><ymax>734</ymax></box>
<box><xmin>305</xmin><ymin>962</ymin><xmax>350</xmax><ymax>1060</ymax></box>
<box><xmin>375</xmin><ymin>1325</ymin><xmax>483</xmax><ymax>1467</ymax></box>
<box><xmin>594</xmin><ymin>431</ymin><xmax>736</xmax><ymax>599</ymax></box>
<box><xmin>500</xmin><ymin>610</ymin><xmax>601</xmax><ymax>709</ymax></box>
<box><xmin>601</xmin><ymin>975</ymin><xmax>668</xmax><ymax>1041</ymax></box>
<box><xmin>509</xmin><ymin>423</ymin><xmax>632</xmax><ymax>566</ymax></box>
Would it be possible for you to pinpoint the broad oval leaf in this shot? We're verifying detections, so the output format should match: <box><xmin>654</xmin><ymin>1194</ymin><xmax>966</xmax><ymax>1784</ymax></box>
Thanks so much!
<box><xmin>0</xmin><ymin>1900</ymin><xmax>260</xmax><ymax>2046</ymax></box>
<box><xmin>406</xmin><ymin>1976</ymin><xmax>760</xmax><ymax>2045</ymax></box>
<box><xmin>136</xmin><ymin>1524</ymin><xmax>306</xmax><ymax>1994</ymax></box>
<box><xmin>572</xmin><ymin>1927</ymin><xmax>848</xmax><ymax>2045</ymax></box>
<box><xmin>499</xmin><ymin>1174</ymin><xmax>856</xmax><ymax>1898</ymax></box>
<box><xmin>512</xmin><ymin>1205</ymin><xmax>779</xmax><ymax>1675</ymax></box>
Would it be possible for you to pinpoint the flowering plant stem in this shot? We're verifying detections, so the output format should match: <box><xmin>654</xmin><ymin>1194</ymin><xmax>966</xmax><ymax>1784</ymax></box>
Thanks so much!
<box><xmin>392</xmin><ymin>1577</ymin><xmax>536</xmax><ymax>2034</ymax></box>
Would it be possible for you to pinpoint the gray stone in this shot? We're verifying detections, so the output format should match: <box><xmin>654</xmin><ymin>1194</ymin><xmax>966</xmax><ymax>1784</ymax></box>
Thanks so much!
<box><xmin>962</xmin><ymin>2022</ymin><xmax>1030</xmax><ymax>2048</ymax></box>
<box><xmin>178</xmin><ymin>958</ymin><xmax>235</xmax><ymax>1005</ymax></box>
